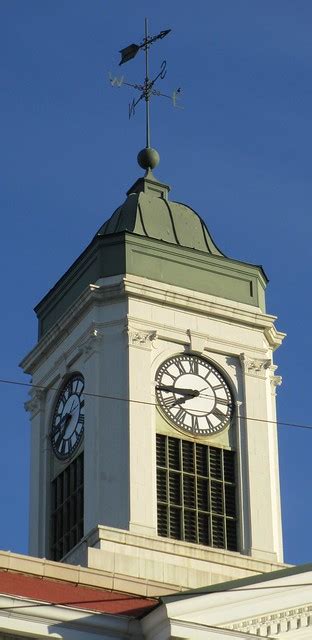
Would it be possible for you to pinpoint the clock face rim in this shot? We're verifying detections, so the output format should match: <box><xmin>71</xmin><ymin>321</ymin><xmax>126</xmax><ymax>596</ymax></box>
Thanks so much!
<box><xmin>50</xmin><ymin>373</ymin><xmax>85</xmax><ymax>461</ymax></box>
<box><xmin>155</xmin><ymin>353</ymin><xmax>234</xmax><ymax>436</ymax></box>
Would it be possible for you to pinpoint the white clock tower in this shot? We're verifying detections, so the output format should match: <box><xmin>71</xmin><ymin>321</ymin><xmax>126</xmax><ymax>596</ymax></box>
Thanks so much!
<box><xmin>21</xmin><ymin>147</ymin><xmax>286</xmax><ymax>592</ymax></box>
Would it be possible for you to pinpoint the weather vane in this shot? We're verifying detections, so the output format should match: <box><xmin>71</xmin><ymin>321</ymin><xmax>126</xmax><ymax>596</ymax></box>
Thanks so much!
<box><xmin>109</xmin><ymin>18</ymin><xmax>182</xmax><ymax>169</ymax></box>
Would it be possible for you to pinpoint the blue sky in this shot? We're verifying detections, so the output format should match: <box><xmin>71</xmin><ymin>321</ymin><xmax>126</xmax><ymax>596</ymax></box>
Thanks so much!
<box><xmin>0</xmin><ymin>0</ymin><xmax>311</xmax><ymax>565</ymax></box>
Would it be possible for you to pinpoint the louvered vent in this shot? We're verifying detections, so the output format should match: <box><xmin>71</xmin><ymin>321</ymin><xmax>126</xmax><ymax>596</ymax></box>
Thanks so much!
<box><xmin>50</xmin><ymin>453</ymin><xmax>84</xmax><ymax>561</ymax></box>
<box><xmin>156</xmin><ymin>434</ymin><xmax>237</xmax><ymax>551</ymax></box>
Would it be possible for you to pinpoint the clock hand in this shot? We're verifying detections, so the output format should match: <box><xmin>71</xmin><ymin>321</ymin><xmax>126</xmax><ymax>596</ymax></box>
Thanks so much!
<box><xmin>56</xmin><ymin>412</ymin><xmax>72</xmax><ymax>437</ymax></box>
<box><xmin>156</xmin><ymin>385</ymin><xmax>200</xmax><ymax>397</ymax></box>
<box><xmin>172</xmin><ymin>394</ymin><xmax>197</xmax><ymax>406</ymax></box>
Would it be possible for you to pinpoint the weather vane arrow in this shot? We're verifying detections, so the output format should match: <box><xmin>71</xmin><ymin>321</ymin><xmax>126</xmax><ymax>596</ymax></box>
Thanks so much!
<box><xmin>118</xmin><ymin>28</ymin><xmax>171</xmax><ymax>66</ymax></box>
<box><xmin>109</xmin><ymin>18</ymin><xmax>183</xmax><ymax>171</ymax></box>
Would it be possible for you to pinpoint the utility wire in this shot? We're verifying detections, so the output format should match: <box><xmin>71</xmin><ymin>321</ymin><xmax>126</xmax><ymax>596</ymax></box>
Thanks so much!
<box><xmin>0</xmin><ymin>377</ymin><xmax>311</xmax><ymax>432</ymax></box>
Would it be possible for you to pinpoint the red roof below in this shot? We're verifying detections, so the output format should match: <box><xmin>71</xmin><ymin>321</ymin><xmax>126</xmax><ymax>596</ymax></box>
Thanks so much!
<box><xmin>0</xmin><ymin>570</ymin><xmax>158</xmax><ymax>617</ymax></box>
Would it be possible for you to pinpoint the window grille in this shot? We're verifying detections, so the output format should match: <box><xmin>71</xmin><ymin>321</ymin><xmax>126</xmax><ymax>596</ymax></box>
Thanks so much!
<box><xmin>50</xmin><ymin>453</ymin><xmax>84</xmax><ymax>561</ymax></box>
<box><xmin>156</xmin><ymin>435</ymin><xmax>237</xmax><ymax>551</ymax></box>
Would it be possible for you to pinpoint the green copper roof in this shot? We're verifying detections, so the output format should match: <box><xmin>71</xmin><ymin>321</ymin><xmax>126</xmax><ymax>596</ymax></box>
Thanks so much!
<box><xmin>97</xmin><ymin>170</ymin><xmax>224</xmax><ymax>256</ymax></box>
<box><xmin>34</xmin><ymin>168</ymin><xmax>268</xmax><ymax>338</ymax></box>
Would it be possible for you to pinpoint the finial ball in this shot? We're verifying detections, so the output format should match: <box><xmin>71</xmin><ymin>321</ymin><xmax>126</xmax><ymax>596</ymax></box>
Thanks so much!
<box><xmin>137</xmin><ymin>147</ymin><xmax>160</xmax><ymax>171</ymax></box>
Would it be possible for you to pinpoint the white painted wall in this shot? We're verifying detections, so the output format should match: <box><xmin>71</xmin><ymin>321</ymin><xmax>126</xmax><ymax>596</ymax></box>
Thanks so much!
<box><xmin>23</xmin><ymin>272</ymin><xmax>285</xmax><ymax>580</ymax></box>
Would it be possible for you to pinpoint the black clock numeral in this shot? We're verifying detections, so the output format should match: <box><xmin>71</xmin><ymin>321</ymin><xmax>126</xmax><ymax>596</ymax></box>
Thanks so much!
<box><xmin>205</xmin><ymin>416</ymin><xmax>214</xmax><ymax>430</ymax></box>
<box><xmin>77</xmin><ymin>380</ymin><xmax>84</xmax><ymax>396</ymax></box>
<box><xmin>69</xmin><ymin>433</ymin><xmax>76</xmax><ymax>450</ymax></box>
<box><xmin>189</xmin><ymin>359</ymin><xmax>199</xmax><ymax>375</ymax></box>
<box><xmin>80</xmin><ymin>399</ymin><xmax>85</xmax><ymax>409</ymax></box>
<box><xmin>162</xmin><ymin>395</ymin><xmax>176</xmax><ymax>409</ymax></box>
<box><xmin>60</xmin><ymin>440</ymin><xmax>66</xmax><ymax>455</ymax></box>
<box><xmin>192</xmin><ymin>415</ymin><xmax>200</xmax><ymax>431</ymax></box>
<box><xmin>215</xmin><ymin>397</ymin><xmax>229</xmax><ymax>406</ymax></box>
<box><xmin>78</xmin><ymin>414</ymin><xmax>85</xmax><ymax>425</ymax></box>
<box><xmin>212</xmin><ymin>383</ymin><xmax>224</xmax><ymax>391</ymax></box>
<box><xmin>175</xmin><ymin>408</ymin><xmax>187</xmax><ymax>423</ymax></box>
<box><xmin>175</xmin><ymin>360</ymin><xmax>186</xmax><ymax>375</ymax></box>
<box><xmin>160</xmin><ymin>369</ymin><xmax>175</xmax><ymax>383</ymax></box>
<box><xmin>213</xmin><ymin>408</ymin><xmax>226</xmax><ymax>422</ymax></box>
<box><xmin>54</xmin><ymin>430</ymin><xmax>63</xmax><ymax>448</ymax></box>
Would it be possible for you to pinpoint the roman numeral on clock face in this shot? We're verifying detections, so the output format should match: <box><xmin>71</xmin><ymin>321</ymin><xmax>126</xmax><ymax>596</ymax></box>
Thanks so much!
<box><xmin>162</xmin><ymin>395</ymin><xmax>176</xmax><ymax>408</ymax></box>
<box><xmin>175</xmin><ymin>408</ymin><xmax>186</xmax><ymax>422</ymax></box>
<box><xmin>215</xmin><ymin>397</ymin><xmax>229</xmax><ymax>406</ymax></box>
<box><xmin>213</xmin><ymin>407</ymin><xmax>226</xmax><ymax>421</ymax></box>
<box><xmin>175</xmin><ymin>360</ymin><xmax>186</xmax><ymax>375</ymax></box>
<box><xmin>189</xmin><ymin>359</ymin><xmax>199</xmax><ymax>374</ymax></box>
<box><xmin>192</xmin><ymin>415</ymin><xmax>199</xmax><ymax>431</ymax></box>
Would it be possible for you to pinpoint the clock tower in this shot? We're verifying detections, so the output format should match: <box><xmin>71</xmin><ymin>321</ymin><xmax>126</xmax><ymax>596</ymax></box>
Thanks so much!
<box><xmin>21</xmin><ymin>147</ymin><xmax>286</xmax><ymax>590</ymax></box>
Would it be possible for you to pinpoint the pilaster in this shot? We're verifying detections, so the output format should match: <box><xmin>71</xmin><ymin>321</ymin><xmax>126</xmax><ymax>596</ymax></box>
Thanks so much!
<box><xmin>25</xmin><ymin>388</ymin><xmax>47</xmax><ymax>557</ymax></box>
<box><xmin>239</xmin><ymin>354</ymin><xmax>283</xmax><ymax>562</ymax></box>
<box><xmin>127</xmin><ymin>324</ymin><xmax>158</xmax><ymax>535</ymax></box>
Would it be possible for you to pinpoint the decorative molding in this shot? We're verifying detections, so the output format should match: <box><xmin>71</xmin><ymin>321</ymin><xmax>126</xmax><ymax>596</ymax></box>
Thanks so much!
<box><xmin>20</xmin><ymin>280</ymin><xmax>125</xmax><ymax>374</ymax></box>
<box><xmin>187</xmin><ymin>329</ymin><xmax>208</xmax><ymax>354</ymax></box>
<box><xmin>269</xmin><ymin>364</ymin><xmax>282</xmax><ymax>396</ymax></box>
<box><xmin>224</xmin><ymin>603</ymin><xmax>312</xmax><ymax>636</ymax></box>
<box><xmin>240</xmin><ymin>353</ymin><xmax>271</xmax><ymax>378</ymax></box>
<box><xmin>21</xmin><ymin>274</ymin><xmax>286</xmax><ymax>375</ymax></box>
<box><xmin>24</xmin><ymin>388</ymin><xmax>45</xmax><ymax>417</ymax></box>
<box><xmin>271</xmin><ymin>375</ymin><xmax>282</xmax><ymax>395</ymax></box>
<box><xmin>128</xmin><ymin>329</ymin><xmax>158</xmax><ymax>349</ymax></box>
<box><xmin>123</xmin><ymin>275</ymin><xmax>286</xmax><ymax>349</ymax></box>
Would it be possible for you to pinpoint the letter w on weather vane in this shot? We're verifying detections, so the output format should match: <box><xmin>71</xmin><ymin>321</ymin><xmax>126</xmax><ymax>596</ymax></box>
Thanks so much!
<box><xmin>108</xmin><ymin>18</ymin><xmax>183</xmax><ymax>149</ymax></box>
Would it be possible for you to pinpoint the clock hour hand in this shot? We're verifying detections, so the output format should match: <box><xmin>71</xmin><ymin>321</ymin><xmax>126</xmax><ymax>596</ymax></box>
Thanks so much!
<box><xmin>172</xmin><ymin>394</ymin><xmax>197</xmax><ymax>406</ymax></box>
<box><xmin>156</xmin><ymin>384</ymin><xmax>200</xmax><ymax>398</ymax></box>
<box><xmin>55</xmin><ymin>412</ymin><xmax>72</xmax><ymax>437</ymax></box>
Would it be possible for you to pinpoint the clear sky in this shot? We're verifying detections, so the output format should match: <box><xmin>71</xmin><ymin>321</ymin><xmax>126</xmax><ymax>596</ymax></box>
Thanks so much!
<box><xmin>0</xmin><ymin>0</ymin><xmax>311</xmax><ymax>565</ymax></box>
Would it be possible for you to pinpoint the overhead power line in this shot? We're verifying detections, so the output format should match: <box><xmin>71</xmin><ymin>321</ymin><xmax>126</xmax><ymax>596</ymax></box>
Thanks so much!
<box><xmin>0</xmin><ymin>377</ymin><xmax>311</xmax><ymax>433</ymax></box>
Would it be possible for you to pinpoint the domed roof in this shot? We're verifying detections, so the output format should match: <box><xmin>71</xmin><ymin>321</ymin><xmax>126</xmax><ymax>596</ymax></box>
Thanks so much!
<box><xmin>97</xmin><ymin>170</ymin><xmax>224</xmax><ymax>256</ymax></box>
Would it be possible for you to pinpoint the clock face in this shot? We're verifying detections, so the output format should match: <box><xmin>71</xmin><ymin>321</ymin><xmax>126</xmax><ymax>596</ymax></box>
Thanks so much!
<box><xmin>155</xmin><ymin>354</ymin><xmax>233</xmax><ymax>436</ymax></box>
<box><xmin>50</xmin><ymin>374</ymin><xmax>85</xmax><ymax>460</ymax></box>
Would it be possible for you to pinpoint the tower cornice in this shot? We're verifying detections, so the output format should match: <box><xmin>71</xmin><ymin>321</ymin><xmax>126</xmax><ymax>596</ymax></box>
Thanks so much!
<box><xmin>21</xmin><ymin>273</ymin><xmax>285</xmax><ymax>376</ymax></box>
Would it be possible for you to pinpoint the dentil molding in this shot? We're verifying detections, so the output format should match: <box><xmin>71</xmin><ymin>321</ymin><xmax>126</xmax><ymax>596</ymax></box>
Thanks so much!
<box><xmin>224</xmin><ymin>603</ymin><xmax>312</xmax><ymax>637</ymax></box>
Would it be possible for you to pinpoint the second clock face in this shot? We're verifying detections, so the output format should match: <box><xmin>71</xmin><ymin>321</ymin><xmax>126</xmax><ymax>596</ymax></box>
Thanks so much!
<box><xmin>50</xmin><ymin>374</ymin><xmax>85</xmax><ymax>460</ymax></box>
<box><xmin>155</xmin><ymin>354</ymin><xmax>233</xmax><ymax>436</ymax></box>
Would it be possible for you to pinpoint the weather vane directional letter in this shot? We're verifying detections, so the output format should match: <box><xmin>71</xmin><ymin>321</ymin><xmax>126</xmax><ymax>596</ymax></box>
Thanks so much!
<box><xmin>109</xmin><ymin>18</ymin><xmax>182</xmax><ymax>151</ymax></box>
